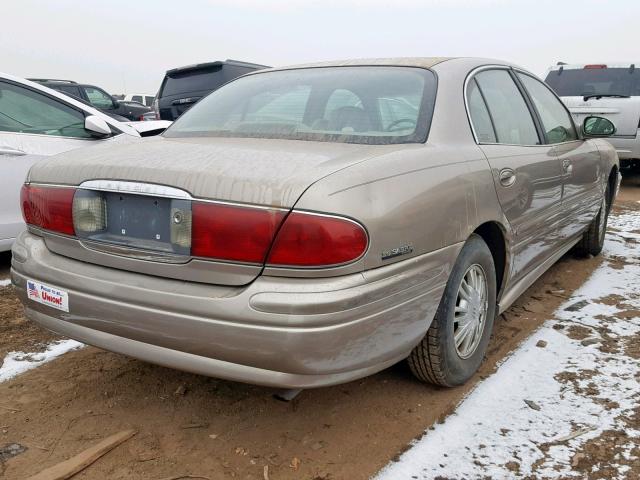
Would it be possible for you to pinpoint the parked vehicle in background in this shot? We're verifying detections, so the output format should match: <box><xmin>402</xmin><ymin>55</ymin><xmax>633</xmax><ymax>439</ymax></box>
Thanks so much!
<box><xmin>13</xmin><ymin>58</ymin><xmax>619</xmax><ymax>390</ymax></box>
<box><xmin>0</xmin><ymin>72</ymin><xmax>170</xmax><ymax>251</ymax></box>
<box><xmin>121</xmin><ymin>93</ymin><xmax>155</xmax><ymax>107</ymax></box>
<box><xmin>545</xmin><ymin>63</ymin><xmax>640</xmax><ymax>171</ymax></box>
<box><xmin>154</xmin><ymin>59</ymin><xmax>268</xmax><ymax>120</ymax></box>
<box><xmin>30</xmin><ymin>79</ymin><xmax>154</xmax><ymax>122</ymax></box>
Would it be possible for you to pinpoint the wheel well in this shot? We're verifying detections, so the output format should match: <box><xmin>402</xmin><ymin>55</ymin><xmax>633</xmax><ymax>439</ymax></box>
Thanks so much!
<box><xmin>474</xmin><ymin>222</ymin><xmax>507</xmax><ymax>296</ymax></box>
<box><xmin>607</xmin><ymin>166</ymin><xmax>618</xmax><ymax>208</ymax></box>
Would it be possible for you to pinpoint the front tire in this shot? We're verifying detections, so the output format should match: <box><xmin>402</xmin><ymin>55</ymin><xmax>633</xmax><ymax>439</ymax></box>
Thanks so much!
<box><xmin>575</xmin><ymin>188</ymin><xmax>609</xmax><ymax>257</ymax></box>
<box><xmin>408</xmin><ymin>234</ymin><xmax>497</xmax><ymax>387</ymax></box>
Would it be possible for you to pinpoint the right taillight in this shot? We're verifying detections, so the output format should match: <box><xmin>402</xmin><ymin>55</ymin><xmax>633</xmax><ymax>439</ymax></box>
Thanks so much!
<box><xmin>21</xmin><ymin>184</ymin><xmax>75</xmax><ymax>236</ymax></box>
<box><xmin>267</xmin><ymin>211</ymin><xmax>368</xmax><ymax>267</ymax></box>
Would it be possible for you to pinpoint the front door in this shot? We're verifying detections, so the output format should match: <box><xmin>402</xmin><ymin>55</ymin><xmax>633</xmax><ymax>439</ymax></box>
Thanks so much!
<box><xmin>0</xmin><ymin>80</ymin><xmax>97</xmax><ymax>243</ymax></box>
<box><xmin>468</xmin><ymin>68</ymin><xmax>564</xmax><ymax>284</ymax></box>
<box><xmin>514</xmin><ymin>72</ymin><xmax>601</xmax><ymax>242</ymax></box>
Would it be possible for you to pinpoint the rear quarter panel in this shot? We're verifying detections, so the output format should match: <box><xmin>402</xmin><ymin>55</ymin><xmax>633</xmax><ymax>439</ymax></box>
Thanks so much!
<box><xmin>284</xmin><ymin>143</ymin><xmax>508</xmax><ymax>275</ymax></box>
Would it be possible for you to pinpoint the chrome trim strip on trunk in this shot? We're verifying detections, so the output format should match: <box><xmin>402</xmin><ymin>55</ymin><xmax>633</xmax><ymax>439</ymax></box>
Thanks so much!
<box><xmin>79</xmin><ymin>180</ymin><xmax>193</xmax><ymax>199</ymax></box>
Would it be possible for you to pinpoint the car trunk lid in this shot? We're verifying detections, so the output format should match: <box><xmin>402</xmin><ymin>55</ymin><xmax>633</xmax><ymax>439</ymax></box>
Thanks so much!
<box><xmin>27</xmin><ymin>136</ymin><xmax>393</xmax><ymax>285</ymax></box>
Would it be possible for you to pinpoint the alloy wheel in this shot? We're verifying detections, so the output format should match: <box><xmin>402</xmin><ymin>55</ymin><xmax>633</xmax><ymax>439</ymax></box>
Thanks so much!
<box><xmin>453</xmin><ymin>264</ymin><xmax>488</xmax><ymax>359</ymax></box>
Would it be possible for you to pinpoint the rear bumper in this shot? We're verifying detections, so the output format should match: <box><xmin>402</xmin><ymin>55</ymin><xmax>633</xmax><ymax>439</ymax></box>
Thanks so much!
<box><xmin>11</xmin><ymin>231</ymin><xmax>458</xmax><ymax>388</ymax></box>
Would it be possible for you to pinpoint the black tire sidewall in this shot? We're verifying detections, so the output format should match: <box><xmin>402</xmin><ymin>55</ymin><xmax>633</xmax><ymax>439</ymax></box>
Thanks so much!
<box><xmin>597</xmin><ymin>189</ymin><xmax>610</xmax><ymax>247</ymax></box>
<box><xmin>434</xmin><ymin>234</ymin><xmax>497</xmax><ymax>386</ymax></box>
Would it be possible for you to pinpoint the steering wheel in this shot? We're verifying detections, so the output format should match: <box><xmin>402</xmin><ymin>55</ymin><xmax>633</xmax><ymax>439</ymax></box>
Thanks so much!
<box><xmin>386</xmin><ymin>118</ymin><xmax>417</xmax><ymax>132</ymax></box>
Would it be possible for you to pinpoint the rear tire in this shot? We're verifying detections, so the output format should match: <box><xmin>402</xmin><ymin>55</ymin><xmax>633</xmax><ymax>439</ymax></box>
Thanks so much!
<box><xmin>408</xmin><ymin>234</ymin><xmax>497</xmax><ymax>387</ymax></box>
<box><xmin>575</xmin><ymin>188</ymin><xmax>609</xmax><ymax>257</ymax></box>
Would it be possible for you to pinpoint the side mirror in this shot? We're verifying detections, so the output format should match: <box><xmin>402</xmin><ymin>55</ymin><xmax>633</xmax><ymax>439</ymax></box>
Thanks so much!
<box><xmin>582</xmin><ymin>116</ymin><xmax>616</xmax><ymax>138</ymax></box>
<box><xmin>84</xmin><ymin>115</ymin><xmax>112</xmax><ymax>138</ymax></box>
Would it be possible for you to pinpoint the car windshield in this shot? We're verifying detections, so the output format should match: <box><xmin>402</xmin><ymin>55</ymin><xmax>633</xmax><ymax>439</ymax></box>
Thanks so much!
<box><xmin>163</xmin><ymin>66</ymin><xmax>437</xmax><ymax>145</ymax></box>
<box><xmin>545</xmin><ymin>67</ymin><xmax>640</xmax><ymax>97</ymax></box>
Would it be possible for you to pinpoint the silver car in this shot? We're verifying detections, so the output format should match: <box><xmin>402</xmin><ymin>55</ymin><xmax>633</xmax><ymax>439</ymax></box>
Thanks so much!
<box><xmin>544</xmin><ymin>62</ymin><xmax>640</xmax><ymax>171</ymax></box>
<box><xmin>0</xmin><ymin>73</ymin><xmax>171</xmax><ymax>251</ymax></box>
<box><xmin>11</xmin><ymin>58</ymin><xmax>620</xmax><ymax>388</ymax></box>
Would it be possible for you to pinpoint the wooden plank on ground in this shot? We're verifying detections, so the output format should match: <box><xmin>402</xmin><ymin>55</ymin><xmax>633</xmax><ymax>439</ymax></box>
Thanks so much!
<box><xmin>26</xmin><ymin>429</ymin><xmax>137</xmax><ymax>480</ymax></box>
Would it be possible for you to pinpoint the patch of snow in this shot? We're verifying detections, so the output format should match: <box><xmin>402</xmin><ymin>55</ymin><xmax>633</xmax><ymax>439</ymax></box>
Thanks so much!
<box><xmin>0</xmin><ymin>278</ymin><xmax>12</xmax><ymax>287</ymax></box>
<box><xmin>0</xmin><ymin>340</ymin><xmax>83</xmax><ymax>383</ymax></box>
<box><xmin>375</xmin><ymin>208</ymin><xmax>640</xmax><ymax>479</ymax></box>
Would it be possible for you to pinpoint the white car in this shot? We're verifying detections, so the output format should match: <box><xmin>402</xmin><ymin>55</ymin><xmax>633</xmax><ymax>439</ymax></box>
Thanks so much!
<box><xmin>545</xmin><ymin>63</ymin><xmax>640</xmax><ymax>170</ymax></box>
<box><xmin>0</xmin><ymin>73</ymin><xmax>170</xmax><ymax>251</ymax></box>
<box><xmin>119</xmin><ymin>93</ymin><xmax>155</xmax><ymax>107</ymax></box>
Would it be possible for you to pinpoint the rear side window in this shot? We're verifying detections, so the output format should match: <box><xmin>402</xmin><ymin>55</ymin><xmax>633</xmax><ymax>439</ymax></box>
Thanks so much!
<box><xmin>144</xmin><ymin>96</ymin><xmax>154</xmax><ymax>106</ymax></box>
<box><xmin>517</xmin><ymin>73</ymin><xmax>577</xmax><ymax>144</ymax></box>
<box><xmin>0</xmin><ymin>81</ymin><xmax>92</xmax><ymax>138</ymax></box>
<box><xmin>474</xmin><ymin>70</ymin><xmax>539</xmax><ymax>145</ymax></box>
<box><xmin>467</xmin><ymin>79</ymin><xmax>496</xmax><ymax>143</ymax></box>
<box><xmin>545</xmin><ymin>67</ymin><xmax>640</xmax><ymax>97</ymax></box>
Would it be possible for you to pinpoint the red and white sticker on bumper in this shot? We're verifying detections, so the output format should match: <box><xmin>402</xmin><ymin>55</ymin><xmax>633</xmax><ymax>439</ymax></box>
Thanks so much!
<box><xmin>27</xmin><ymin>279</ymin><xmax>69</xmax><ymax>312</ymax></box>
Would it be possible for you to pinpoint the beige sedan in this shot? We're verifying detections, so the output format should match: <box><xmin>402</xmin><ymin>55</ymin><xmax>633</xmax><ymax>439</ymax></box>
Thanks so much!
<box><xmin>11</xmin><ymin>58</ymin><xmax>619</xmax><ymax>388</ymax></box>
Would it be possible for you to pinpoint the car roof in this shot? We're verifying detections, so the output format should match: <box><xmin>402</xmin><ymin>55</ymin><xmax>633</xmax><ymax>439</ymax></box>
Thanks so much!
<box><xmin>0</xmin><ymin>71</ymin><xmax>138</xmax><ymax>137</ymax></box>
<box><xmin>266</xmin><ymin>57</ymin><xmax>453</xmax><ymax>71</ymax></box>
<box><xmin>166</xmin><ymin>59</ymin><xmax>269</xmax><ymax>76</ymax></box>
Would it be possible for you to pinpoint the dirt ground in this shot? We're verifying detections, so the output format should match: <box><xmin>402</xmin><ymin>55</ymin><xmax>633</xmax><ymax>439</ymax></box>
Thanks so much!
<box><xmin>0</xmin><ymin>174</ymin><xmax>638</xmax><ymax>480</ymax></box>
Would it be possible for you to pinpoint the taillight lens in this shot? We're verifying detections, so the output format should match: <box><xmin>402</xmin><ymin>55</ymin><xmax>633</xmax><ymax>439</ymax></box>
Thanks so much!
<box><xmin>267</xmin><ymin>212</ymin><xmax>368</xmax><ymax>267</ymax></box>
<box><xmin>191</xmin><ymin>202</ymin><xmax>286</xmax><ymax>263</ymax></box>
<box><xmin>21</xmin><ymin>184</ymin><xmax>76</xmax><ymax>236</ymax></box>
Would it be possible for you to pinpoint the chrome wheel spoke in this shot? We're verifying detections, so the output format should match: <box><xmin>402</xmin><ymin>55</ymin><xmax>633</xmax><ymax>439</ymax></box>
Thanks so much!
<box><xmin>455</xmin><ymin>322</ymin><xmax>472</xmax><ymax>347</ymax></box>
<box><xmin>459</xmin><ymin>279</ymin><xmax>472</xmax><ymax>301</ymax></box>
<box><xmin>455</xmin><ymin>302</ymin><xmax>469</xmax><ymax>315</ymax></box>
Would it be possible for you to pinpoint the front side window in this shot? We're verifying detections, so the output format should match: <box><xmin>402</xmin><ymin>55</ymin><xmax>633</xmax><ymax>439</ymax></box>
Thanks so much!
<box><xmin>0</xmin><ymin>81</ymin><xmax>92</xmax><ymax>138</ymax></box>
<box><xmin>132</xmin><ymin>95</ymin><xmax>143</xmax><ymax>103</ymax></box>
<box><xmin>474</xmin><ymin>69</ymin><xmax>539</xmax><ymax>146</ymax></box>
<box><xmin>83</xmin><ymin>87</ymin><xmax>114</xmax><ymax>109</ymax></box>
<box><xmin>518</xmin><ymin>73</ymin><xmax>577</xmax><ymax>143</ymax></box>
<box><xmin>164</xmin><ymin>66</ymin><xmax>437</xmax><ymax>145</ymax></box>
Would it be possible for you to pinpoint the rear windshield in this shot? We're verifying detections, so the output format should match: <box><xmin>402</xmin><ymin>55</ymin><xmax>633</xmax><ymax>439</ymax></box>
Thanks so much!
<box><xmin>545</xmin><ymin>67</ymin><xmax>640</xmax><ymax>97</ymax></box>
<box><xmin>160</xmin><ymin>68</ymin><xmax>226</xmax><ymax>97</ymax></box>
<box><xmin>163</xmin><ymin>66</ymin><xmax>437</xmax><ymax>145</ymax></box>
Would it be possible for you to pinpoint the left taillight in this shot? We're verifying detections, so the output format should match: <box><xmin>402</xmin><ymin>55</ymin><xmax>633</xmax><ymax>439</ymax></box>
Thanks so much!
<box><xmin>21</xmin><ymin>184</ymin><xmax>76</xmax><ymax>236</ymax></box>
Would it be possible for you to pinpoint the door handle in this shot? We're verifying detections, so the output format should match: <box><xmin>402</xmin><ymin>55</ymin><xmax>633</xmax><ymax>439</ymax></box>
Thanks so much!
<box><xmin>499</xmin><ymin>168</ymin><xmax>516</xmax><ymax>187</ymax></box>
<box><xmin>562</xmin><ymin>159</ymin><xmax>573</xmax><ymax>173</ymax></box>
<box><xmin>0</xmin><ymin>146</ymin><xmax>26</xmax><ymax>156</ymax></box>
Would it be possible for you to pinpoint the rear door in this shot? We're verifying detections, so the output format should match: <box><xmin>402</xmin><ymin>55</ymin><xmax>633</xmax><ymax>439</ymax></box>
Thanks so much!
<box><xmin>0</xmin><ymin>79</ymin><xmax>98</xmax><ymax>243</ymax></box>
<box><xmin>467</xmin><ymin>68</ymin><xmax>564</xmax><ymax>283</ymax></box>
<box><xmin>517</xmin><ymin>72</ymin><xmax>602</xmax><ymax>241</ymax></box>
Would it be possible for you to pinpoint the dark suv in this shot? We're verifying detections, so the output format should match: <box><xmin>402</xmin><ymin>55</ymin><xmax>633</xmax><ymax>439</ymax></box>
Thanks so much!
<box><xmin>154</xmin><ymin>59</ymin><xmax>268</xmax><ymax>121</ymax></box>
<box><xmin>30</xmin><ymin>79</ymin><xmax>152</xmax><ymax>121</ymax></box>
